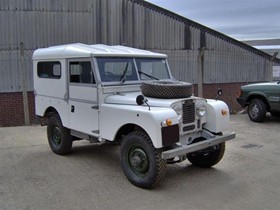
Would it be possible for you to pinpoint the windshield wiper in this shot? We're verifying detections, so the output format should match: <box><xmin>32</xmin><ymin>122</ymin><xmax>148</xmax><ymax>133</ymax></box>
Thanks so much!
<box><xmin>120</xmin><ymin>63</ymin><xmax>129</xmax><ymax>84</ymax></box>
<box><xmin>138</xmin><ymin>71</ymin><xmax>159</xmax><ymax>80</ymax></box>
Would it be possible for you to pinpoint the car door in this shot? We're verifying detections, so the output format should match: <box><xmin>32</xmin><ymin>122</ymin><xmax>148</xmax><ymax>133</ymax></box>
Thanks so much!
<box><xmin>269</xmin><ymin>83</ymin><xmax>280</xmax><ymax>111</ymax></box>
<box><xmin>68</xmin><ymin>59</ymin><xmax>99</xmax><ymax>136</ymax></box>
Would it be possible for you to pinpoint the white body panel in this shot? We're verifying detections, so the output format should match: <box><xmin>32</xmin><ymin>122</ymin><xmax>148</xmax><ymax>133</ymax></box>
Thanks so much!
<box><xmin>33</xmin><ymin>59</ymin><xmax>69</xmax><ymax>127</ymax></box>
<box><xmin>105</xmin><ymin>91</ymin><xmax>186</xmax><ymax>107</ymax></box>
<box><xmin>33</xmin><ymin>43</ymin><xmax>167</xmax><ymax>60</ymax></box>
<box><xmin>33</xmin><ymin>60</ymin><xmax>67</xmax><ymax>99</ymax></box>
<box><xmin>68</xmin><ymin>84</ymin><xmax>99</xmax><ymax>135</ymax></box>
<box><xmin>69</xmin><ymin>85</ymin><xmax>97</xmax><ymax>102</ymax></box>
<box><xmin>35</xmin><ymin>96</ymin><xmax>69</xmax><ymax>127</ymax></box>
<box><xmin>68</xmin><ymin>100</ymin><xmax>99</xmax><ymax>135</ymax></box>
<box><xmin>204</xmin><ymin>99</ymin><xmax>230</xmax><ymax>132</ymax></box>
<box><xmin>100</xmin><ymin>104</ymin><xmax>178</xmax><ymax>148</ymax></box>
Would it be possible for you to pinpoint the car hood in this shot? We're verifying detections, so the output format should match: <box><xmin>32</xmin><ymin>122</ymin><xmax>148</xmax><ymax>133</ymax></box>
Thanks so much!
<box><xmin>242</xmin><ymin>82</ymin><xmax>280</xmax><ymax>90</ymax></box>
<box><xmin>105</xmin><ymin>92</ymin><xmax>188</xmax><ymax>107</ymax></box>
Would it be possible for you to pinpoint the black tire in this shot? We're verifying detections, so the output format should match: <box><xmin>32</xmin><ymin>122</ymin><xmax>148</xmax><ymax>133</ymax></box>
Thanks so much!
<box><xmin>187</xmin><ymin>139</ymin><xmax>225</xmax><ymax>168</ymax></box>
<box><xmin>47</xmin><ymin>114</ymin><xmax>73</xmax><ymax>155</ymax></box>
<box><xmin>141</xmin><ymin>80</ymin><xmax>193</xmax><ymax>99</ymax></box>
<box><xmin>120</xmin><ymin>131</ymin><xmax>167</xmax><ymax>189</ymax></box>
<box><xmin>270</xmin><ymin>111</ymin><xmax>280</xmax><ymax>118</ymax></box>
<box><xmin>248</xmin><ymin>98</ymin><xmax>267</xmax><ymax>122</ymax></box>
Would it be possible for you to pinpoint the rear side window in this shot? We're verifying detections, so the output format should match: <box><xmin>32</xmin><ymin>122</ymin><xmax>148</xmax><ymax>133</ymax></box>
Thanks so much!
<box><xmin>37</xmin><ymin>62</ymin><xmax>61</xmax><ymax>79</ymax></box>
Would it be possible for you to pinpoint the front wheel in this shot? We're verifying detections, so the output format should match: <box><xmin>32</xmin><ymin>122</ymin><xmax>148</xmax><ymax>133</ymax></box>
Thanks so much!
<box><xmin>47</xmin><ymin>114</ymin><xmax>72</xmax><ymax>155</ymax></box>
<box><xmin>187</xmin><ymin>140</ymin><xmax>225</xmax><ymax>168</ymax></box>
<box><xmin>120</xmin><ymin>131</ymin><xmax>167</xmax><ymax>189</ymax></box>
<box><xmin>248</xmin><ymin>98</ymin><xmax>267</xmax><ymax>122</ymax></box>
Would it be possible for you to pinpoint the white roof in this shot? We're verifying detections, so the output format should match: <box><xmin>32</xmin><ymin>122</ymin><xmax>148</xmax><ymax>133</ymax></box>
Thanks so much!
<box><xmin>33</xmin><ymin>43</ymin><xmax>167</xmax><ymax>60</ymax></box>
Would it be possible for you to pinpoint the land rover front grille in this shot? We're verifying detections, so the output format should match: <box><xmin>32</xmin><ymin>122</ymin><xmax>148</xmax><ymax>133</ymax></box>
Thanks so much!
<box><xmin>183</xmin><ymin>125</ymin><xmax>195</xmax><ymax>132</ymax></box>
<box><xmin>181</xmin><ymin>100</ymin><xmax>196</xmax><ymax>133</ymax></box>
<box><xmin>182</xmin><ymin>100</ymin><xmax>195</xmax><ymax>124</ymax></box>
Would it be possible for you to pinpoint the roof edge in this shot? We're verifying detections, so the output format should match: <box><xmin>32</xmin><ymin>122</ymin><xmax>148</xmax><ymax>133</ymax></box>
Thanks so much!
<box><xmin>130</xmin><ymin>0</ymin><xmax>280</xmax><ymax>64</ymax></box>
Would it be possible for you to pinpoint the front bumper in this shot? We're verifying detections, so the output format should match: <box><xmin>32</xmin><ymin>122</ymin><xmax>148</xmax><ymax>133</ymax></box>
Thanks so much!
<box><xmin>236</xmin><ymin>96</ymin><xmax>247</xmax><ymax>108</ymax></box>
<box><xmin>161</xmin><ymin>132</ymin><xmax>236</xmax><ymax>160</ymax></box>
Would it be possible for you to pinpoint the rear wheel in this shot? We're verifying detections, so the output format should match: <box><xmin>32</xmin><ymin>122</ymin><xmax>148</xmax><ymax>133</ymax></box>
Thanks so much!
<box><xmin>248</xmin><ymin>98</ymin><xmax>267</xmax><ymax>122</ymax></box>
<box><xmin>187</xmin><ymin>137</ymin><xmax>225</xmax><ymax>168</ymax></box>
<box><xmin>120</xmin><ymin>131</ymin><xmax>166</xmax><ymax>189</ymax></box>
<box><xmin>47</xmin><ymin>114</ymin><xmax>72</xmax><ymax>155</ymax></box>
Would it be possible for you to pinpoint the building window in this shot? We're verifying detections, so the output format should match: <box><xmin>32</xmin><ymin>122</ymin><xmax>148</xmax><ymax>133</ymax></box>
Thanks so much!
<box><xmin>69</xmin><ymin>61</ymin><xmax>95</xmax><ymax>84</ymax></box>
<box><xmin>37</xmin><ymin>62</ymin><xmax>61</xmax><ymax>79</ymax></box>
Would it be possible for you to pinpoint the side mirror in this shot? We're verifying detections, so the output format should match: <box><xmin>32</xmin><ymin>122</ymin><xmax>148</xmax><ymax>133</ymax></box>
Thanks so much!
<box><xmin>136</xmin><ymin>95</ymin><xmax>145</xmax><ymax>106</ymax></box>
<box><xmin>216</xmin><ymin>88</ymin><xmax>223</xmax><ymax>100</ymax></box>
<box><xmin>217</xmin><ymin>88</ymin><xmax>223</xmax><ymax>96</ymax></box>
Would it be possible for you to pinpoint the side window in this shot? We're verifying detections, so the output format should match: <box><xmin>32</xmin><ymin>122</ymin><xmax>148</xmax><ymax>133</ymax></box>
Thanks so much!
<box><xmin>37</xmin><ymin>61</ymin><xmax>61</xmax><ymax>79</ymax></box>
<box><xmin>69</xmin><ymin>61</ymin><xmax>95</xmax><ymax>84</ymax></box>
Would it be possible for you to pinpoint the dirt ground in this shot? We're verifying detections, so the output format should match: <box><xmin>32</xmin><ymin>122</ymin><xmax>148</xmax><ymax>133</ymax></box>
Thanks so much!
<box><xmin>0</xmin><ymin>114</ymin><xmax>279</xmax><ymax>210</ymax></box>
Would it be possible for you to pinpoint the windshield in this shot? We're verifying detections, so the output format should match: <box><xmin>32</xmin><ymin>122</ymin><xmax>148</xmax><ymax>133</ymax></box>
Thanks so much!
<box><xmin>96</xmin><ymin>58</ymin><xmax>138</xmax><ymax>82</ymax></box>
<box><xmin>96</xmin><ymin>57</ymin><xmax>170</xmax><ymax>83</ymax></box>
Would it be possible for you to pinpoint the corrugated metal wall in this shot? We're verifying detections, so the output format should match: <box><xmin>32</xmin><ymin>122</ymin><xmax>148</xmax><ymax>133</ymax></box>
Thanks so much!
<box><xmin>0</xmin><ymin>0</ymin><xmax>279</xmax><ymax>93</ymax></box>
<box><xmin>0</xmin><ymin>49</ymin><xmax>33</xmax><ymax>92</ymax></box>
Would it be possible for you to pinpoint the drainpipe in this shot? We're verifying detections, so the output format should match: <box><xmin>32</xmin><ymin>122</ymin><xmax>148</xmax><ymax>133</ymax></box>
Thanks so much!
<box><xmin>20</xmin><ymin>42</ymin><xmax>30</xmax><ymax>125</ymax></box>
<box><xmin>197</xmin><ymin>47</ymin><xmax>205</xmax><ymax>97</ymax></box>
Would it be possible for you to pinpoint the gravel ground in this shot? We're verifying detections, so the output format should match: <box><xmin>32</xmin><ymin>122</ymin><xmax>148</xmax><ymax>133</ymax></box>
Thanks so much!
<box><xmin>0</xmin><ymin>114</ymin><xmax>279</xmax><ymax>210</ymax></box>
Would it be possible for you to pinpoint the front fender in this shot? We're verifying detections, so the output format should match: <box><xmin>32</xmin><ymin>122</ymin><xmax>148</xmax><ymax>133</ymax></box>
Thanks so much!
<box><xmin>99</xmin><ymin>104</ymin><xmax>179</xmax><ymax>148</ymax></box>
<box><xmin>247</xmin><ymin>92</ymin><xmax>269</xmax><ymax>103</ymax></box>
<box><xmin>203</xmin><ymin>99</ymin><xmax>230</xmax><ymax>133</ymax></box>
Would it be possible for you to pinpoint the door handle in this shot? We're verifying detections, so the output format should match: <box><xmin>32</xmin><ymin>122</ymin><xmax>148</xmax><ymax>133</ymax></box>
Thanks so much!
<box><xmin>71</xmin><ymin>105</ymin><xmax>75</xmax><ymax>113</ymax></box>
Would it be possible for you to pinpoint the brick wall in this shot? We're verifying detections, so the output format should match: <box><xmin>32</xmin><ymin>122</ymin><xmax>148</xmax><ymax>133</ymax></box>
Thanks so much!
<box><xmin>0</xmin><ymin>92</ymin><xmax>36</xmax><ymax>127</ymax></box>
<box><xmin>0</xmin><ymin>83</ymin><xmax>246</xmax><ymax>127</ymax></box>
<box><xmin>193</xmin><ymin>83</ymin><xmax>248</xmax><ymax>113</ymax></box>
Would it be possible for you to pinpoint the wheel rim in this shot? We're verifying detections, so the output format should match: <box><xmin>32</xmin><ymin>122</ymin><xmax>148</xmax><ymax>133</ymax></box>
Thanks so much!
<box><xmin>52</xmin><ymin>126</ymin><xmax>62</xmax><ymax>146</ymax></box>
<box><xmin>249</xmin><ymin>103</ymin><xmax>259</xmax><ymax>119</ymax></box>
<box><xmin>127</xmin><ymin>145</ymin><xmax>149</xmax><ymax>177</ymax></box>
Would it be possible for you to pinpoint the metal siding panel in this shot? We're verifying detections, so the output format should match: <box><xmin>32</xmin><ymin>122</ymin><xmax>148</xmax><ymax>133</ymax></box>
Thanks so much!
<box><xmin>112</xmin><ymin>0</ymin><xmax>118</xmax><ymax>45</ymax></box>
<box><xmin>139</xmin><ymin>4</ymin><xmax>145</xmax><ymax>48</ymax></box>
<box><xmin>168</xmin><ymin>17</ymin><xmax>172</xmax><ymax>49</ymax></box>
<box><xmin>0</xmin><ymin>50</ymin><xmax>17</xmax><ymax>92</ymax></box>
<box><xmin>0</xmin><ymin>0</ymin><xmax>277</xmax><ymax>94</ymax></box>
<box><xmin>153</xmin><ymin>11</ymin><xmax>158</xmax><ymax>49</ymax></box>
<box><xmin>107</xmin><ymin>0</ymin><xmax>112</xmax><ymax>44</ymax></box>
<box><xmin>126</xmin><ymin>1</ymin><xmax>132</xmax><ymax>46</ymax></box>
<box><xmin>0</xmin><ymin>0</ymin><xmax>8</xmax><ymax>10</ymax></box>
<box><xmin>155</xmin><ymin>49</ymin><xmax>199</xmax><ymax>84</ymax></box>
<box><xmin>133</xmin><ymin>4</ymin><xmax>139</xmax><ymax>48</ymax></box>
<box><xmin>117</xmin><ymin>0</ymin><xmax>123</xmax><ymax>45</ymax></box>
<box><xmin>101</xmin><ymin>0</ymin><xmax>107</xmax><ymax>44</ymax></box>
<box><xmin>0</xmin><ymin>12</ymin><xmax>7</xmax><ymax>47</ymax></box>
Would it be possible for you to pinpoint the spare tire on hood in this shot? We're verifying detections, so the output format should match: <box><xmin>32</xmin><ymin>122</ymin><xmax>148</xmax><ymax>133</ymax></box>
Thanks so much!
<box><xmin>141</xmin><ymin>80</ymin><xmax>193</xmax><ymax>99</ymax></box>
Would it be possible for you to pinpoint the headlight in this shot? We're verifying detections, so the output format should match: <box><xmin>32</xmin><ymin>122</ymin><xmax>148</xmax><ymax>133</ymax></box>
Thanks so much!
<box><xmin>172</xmin><ymin>105</ymin><xmax>182</xmax><ymax>121</ymax></box>
<box><xmin>172</xmin><ymin>105</ymin><xmax>181</xmax><ymax>113</ymax></box>
<box><xmin>196</xmin><ymin>102</ymin><xmax>206</xmax><ymax>117</ymax></box>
